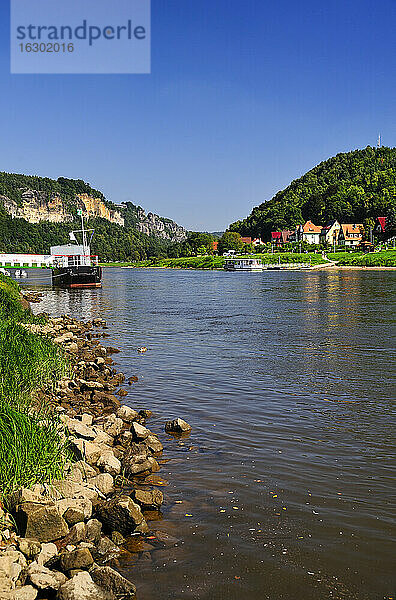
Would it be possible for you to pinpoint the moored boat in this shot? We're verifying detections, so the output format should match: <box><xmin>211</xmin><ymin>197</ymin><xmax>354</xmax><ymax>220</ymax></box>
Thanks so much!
<box><xmin>51</xmin><ymin>210</ymin><xmax>102</xmax><ymax>289</ymax></box>
<box><xmin>224</xmin><ymin>257</ymin><xmax>263</xmax><ymax>271</ymax></box>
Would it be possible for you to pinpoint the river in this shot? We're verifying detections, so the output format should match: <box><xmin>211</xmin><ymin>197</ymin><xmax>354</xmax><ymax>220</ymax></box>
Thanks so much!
<box><xmin>22</xmin><ymin>267</ymin><xmax>396</xmax><ymax>600</ymax></box>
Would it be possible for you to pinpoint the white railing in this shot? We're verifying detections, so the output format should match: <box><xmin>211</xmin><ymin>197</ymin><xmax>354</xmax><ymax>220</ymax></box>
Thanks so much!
<box><xmin>52</xmin><ymin>255</ymin><xmax>99</xmax><ymax>268</ymax></box>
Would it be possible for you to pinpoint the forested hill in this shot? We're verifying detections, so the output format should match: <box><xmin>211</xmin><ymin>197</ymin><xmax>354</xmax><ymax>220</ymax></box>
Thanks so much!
<box><xmin>229</xmin><ymin>146</ymin><xmax>396</xmax><ymax>239</ymax></box>
<box><xmin>0</xmin><ymin>172</ymin><xmax>187</xmax><ymax>260</ymax></box>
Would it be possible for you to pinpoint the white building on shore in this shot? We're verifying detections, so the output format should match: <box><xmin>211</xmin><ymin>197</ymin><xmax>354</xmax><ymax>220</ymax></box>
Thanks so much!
<box><xmin>0</xmin><ymin>253</ymin><xmax>54</xmax><ymax>268</ymax></box>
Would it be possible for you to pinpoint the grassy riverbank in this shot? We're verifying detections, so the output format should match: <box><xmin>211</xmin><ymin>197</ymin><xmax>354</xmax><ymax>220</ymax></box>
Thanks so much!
<box><xmin>101</xmin><ymin>249</ymin><xmax>396</xmax><ymax>269</ymax></box>
<box><xmin>0</xmin><ymin>274</ymin><xmax>70</xmax><ymax>501</ymax></box>
<box><xmin>328</xmin><ymin>250</ymin><xmax>396</xmax><ymax>267</ymax></box>
<box><xmin>101</xmin><ymin>253</ymin><xmax>326</xmax><ymax>269</ymax></box>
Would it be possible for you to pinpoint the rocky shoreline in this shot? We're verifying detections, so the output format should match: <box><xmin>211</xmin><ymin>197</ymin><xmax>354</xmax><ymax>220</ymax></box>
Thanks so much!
<box><xmin>0</xmin><ymin>314</ymin><xmax>191</xmax><ymax>600</ymax></box>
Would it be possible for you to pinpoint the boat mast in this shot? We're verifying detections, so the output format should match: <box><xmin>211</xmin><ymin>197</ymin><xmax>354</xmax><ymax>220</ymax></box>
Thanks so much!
<box><xmin>77</xmin><ymin>208</ymin><xmax>88</xmax><ymax>255</ymax></box>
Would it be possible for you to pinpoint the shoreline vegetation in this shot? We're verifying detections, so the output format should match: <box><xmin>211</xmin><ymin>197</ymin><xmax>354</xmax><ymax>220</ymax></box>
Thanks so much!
<box><xmin>100</xmin><ymin>250</ymin><xmax>396</xmax><ymax>270</ymax></box>
<box><xmin>0</xmin><ymin>273</ymin><xmax>190</xmax><ymax>599</ymax></box>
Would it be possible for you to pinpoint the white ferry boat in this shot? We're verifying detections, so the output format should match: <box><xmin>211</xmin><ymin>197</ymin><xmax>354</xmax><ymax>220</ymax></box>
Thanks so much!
<box><xmin>223</xmin><ymin>257</ymin><xmax>263</xmax><ymax>272</ymax></box>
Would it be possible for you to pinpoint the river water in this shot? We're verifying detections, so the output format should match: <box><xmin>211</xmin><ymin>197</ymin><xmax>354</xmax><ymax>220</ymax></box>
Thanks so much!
<box><xmin>22</xmin><ymin>267</ymin><xmax>395</xmax><ymax>600</ymax></box>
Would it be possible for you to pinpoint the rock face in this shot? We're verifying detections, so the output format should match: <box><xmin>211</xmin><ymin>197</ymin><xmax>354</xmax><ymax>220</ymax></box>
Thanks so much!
<box><xmin>1</xmin><ymin>191</ymin><xmax>72</xmax><ymax>223</ymax></box>
<box><xmin>135</xmin><ymin>208</ymin><xmax>187</xmax><ymax>242</ymax></box>
<box><xmin>0</xmin><ymin>190</ymin><xmax>123</xmax><ymax>226</ymax></box>
<box><xmin>120</xmin><ymin>202</ymin><xmax>187</xmax><ymax>242</ymax></box>
<box><xmin>0</xmin><ymin>180</ymin><xmax>187</xmax><ymax>242</ymax></box>
<box><xmin>77</xmin><ymin>194</ymin><xmax>124</xmax><ymax>225</ymax></box>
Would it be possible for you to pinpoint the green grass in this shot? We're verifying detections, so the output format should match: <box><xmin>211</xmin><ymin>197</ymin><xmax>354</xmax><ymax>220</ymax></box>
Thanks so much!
<box><xmin>102</xmin><ymin>252</ymin><xmax>327</xmax><ymax>269</ymax></box>
<box><xmin>102</xmin><ymin>250</ymin><xmax>396</xmax><ymax>270</ymax></box>
<box><xmin>102</xmin><ymin>256</ymin><xmax>225</xmax><ymax>269</ymax></box>
<box><xmin>328</xmin><ymin>250</ymin><xmax>396</xmax><ymax>267</ymax></box>
<box><xmin>0</xmin><ymin>274</ymin><xmax>71</xmax><ymax>503</ymax></box>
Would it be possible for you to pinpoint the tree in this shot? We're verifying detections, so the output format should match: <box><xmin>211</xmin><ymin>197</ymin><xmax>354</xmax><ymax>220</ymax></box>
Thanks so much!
<box><xmin>217</xmin><ymin>231</ymin><xmax>243</xmax><ymax>254</ymax></box>
<box><xmin>386</xmin><ymin>205</ymin><xmax>396</xmax><ymax>235</ymax></box>
<box><xmin>229</xmin><ymin>146</ymin><xmax>396</xmax><ymax>240</ymax></box>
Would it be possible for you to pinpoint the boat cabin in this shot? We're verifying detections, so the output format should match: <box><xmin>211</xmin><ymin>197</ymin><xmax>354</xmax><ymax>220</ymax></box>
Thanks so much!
<box><xmin>224</xmin><ymin>257</ymin><xmax>263</xmax><ymax>271</ymax></box>
<box><xmin>50</xmin><ymin>244</ymin><xmax>98</xmax><ymax>268</ymax></box>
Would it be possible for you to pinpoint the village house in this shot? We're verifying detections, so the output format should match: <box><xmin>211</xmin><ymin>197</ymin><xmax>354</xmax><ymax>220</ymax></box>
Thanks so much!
<box><xmin>320</xmin><ymin>220</ymin><xmax>341</xmax><ymax>246</ymax></box>
<box><xmin>302</xmin><ymin>221</ymin><xmax>322</xmax><ymax>244</ymax></box>
<box><xmin>338</xmin><ymin>223</ymin><xmax>363</xmax><ymax>247</ymax></box>
<box><xmin>374</xmin><ymin>217</ymin><xmax>387</xmax><ymax>236</ymax></box>
<box><xmin>271</xmin><ymin>230</ymin><xmax>292</xmax><ymax>246</ymax></box>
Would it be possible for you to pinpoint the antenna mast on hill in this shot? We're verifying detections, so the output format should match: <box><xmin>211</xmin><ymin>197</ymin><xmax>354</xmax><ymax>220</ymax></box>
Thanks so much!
<box><xmin>377</xmin><ymin>134</ymin><xmax>381</xmax><ymax>148</ymax></box>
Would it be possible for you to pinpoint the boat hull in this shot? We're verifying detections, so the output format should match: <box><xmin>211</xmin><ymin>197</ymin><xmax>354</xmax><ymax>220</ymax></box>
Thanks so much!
<box><xmin>52</xmin><ymin>266</ymin><xmax>102</xmax><ymax>288</ymax></box>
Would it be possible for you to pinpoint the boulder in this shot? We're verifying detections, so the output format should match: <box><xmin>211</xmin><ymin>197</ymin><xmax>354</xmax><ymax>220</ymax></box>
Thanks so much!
<box><xmin>0</xmin><ymin>551</ymin><xmax>27</xmax><ymax>589</ymax></box>
<box><xmin>27</xmin><ymin>562</ymin><xmax>67</xmax><ymax>591</ymax></box>
<box><xmin>92</xmin><ymin>537</ymin><xmax>121</xmax><ymax>563</ymax></box>
<box><xmin>130</xmin><ymin>422</ymin><xmax>150</xmax><ymax>441</ymax></box>
<box><xmin>165</xmin><ymin>418</ymin><xmax>192</xmax><ymax>434</ymax></box>
<box><xmin>15</xmin><ymin>502</ymin><xmax>69</xmax><ymax>542</ymax></box>
<box><xmin>117</xmin><ymin>431</ymin><xmax>133</xmax><ymax>448</ymax></box>
<box><xmin>145</xmin><ymin>434</ymin><xmax>163</xmax><ymax>454</ymax></box>
<box><xmin>50</xmin><ymin>481</ymin><xmax>98</xmax><ymax>504</ymax></box>
<box><xmin>70</xmin><ymin>440</ymin><xmax>102</xmax><ymax>466</ymax></box>
<box><xmin>97</xmin><ymin>452</ymin><xmax>121</xmax><ymax>476</ymax></box>
<box><xmin>9</xmin><ymin>488</ymin><xmax>44</xmax><ymax>510</ymax></box>
<box><xmin>93</xmin><ymin>431</ymin><xmax>114</xmax><ymax>447</ymax></box>
<box><xmin>139</xmin><ymin>409</ymin><xmax>152</xmax><ymax>419</ymax></box>
<box><xmin>132</xmin><ymin>489</ymin><xmax>163</xmax><ymax>510</ymax></box>
<box><xmin>102</xmin><ymin>416</ymin><xmax>123</xmax><ymax>438</ymax></box>
<box><xmin>110</xmin><ymin>531</ymin><xmax>125</xmax><ymax>546</ymax></box>
<box><xmin>122</xmin><ymin>448</ymin><xmax>159</xmax><ymax>476</ymax></box>
<box><xmin>81</xmin><ymin>414</ymin><xmax>93</xmax><ymax>426</ymax></box>
<box><xmin>59</xmin><ymin>548</ymin><xmax>94</xmax><ymax>572</ymax></box>
<box><xmin>95</xmin><ymin>496</ymin><xmax>149</xmax><ymax>535</ymax></box>
<box><xmin>62</xmin><ymin>522</ymin><xmax>87</xmax><ymax>545</ymax></box>
<box><xmin>117</xmin><ymin>389</ymin><xmax>128</xmax><ymax>397</ymax></box>
<box><xmin>63</xmin><ymin>507</ymin><xmax>86</xmax><ymax>526</ymax></box>
<box><xmin>9</xmin><ymin>585</ymin><xmax>38</xmax><ymax>600</ymax></box>
<box><xmin>87</xmin><ymin>473</ymin><xmax>114</xmax><ymax>496</ymax></box>
<box><xmin>85</xmin><ymin>519</ymin><xmax>102</xmax><ymax>544</ymax></box>
<box><xmin>18</xmin><ymin>538</ymin><xmax>41</xmax><ymax>560</ymax></box>
<box><xmin>70</xmin><ymin>461</ymin><xmax>98</xmax><ymax>481</ymax></box>
<box><xmin>90</xmin><ymin>565</ymin><xmax>136</xmax><ymax>599</ymax></box>
<box><xmin>57</xmin><ymin>571</ymin><xmax>113</xmax><ymax>600</ymax></box>
<box><xmin>116</xmin><ymin>406</ymin><xmax>139</xmax><ymax>423</ymax></box>
<box><xmin>66</xmin><ymin>420</ymin><xmax>96</xmax><ymax>441</ymax></box>
<box><xmin>36</xmin><ymin>542</ymin><xmax>58</xmax><ymax>567</ymax></box>
<box><xmin>56</xmin><ymin>499</ymin><xmax>92</xmax><ymax>522</ymax></box>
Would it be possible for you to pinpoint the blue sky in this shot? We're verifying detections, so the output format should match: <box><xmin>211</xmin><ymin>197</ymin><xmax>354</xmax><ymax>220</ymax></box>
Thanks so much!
<box><xmin>0</xmin><ymin>0</ymin><xmax>395</xmax><ymax>231</ymax></box>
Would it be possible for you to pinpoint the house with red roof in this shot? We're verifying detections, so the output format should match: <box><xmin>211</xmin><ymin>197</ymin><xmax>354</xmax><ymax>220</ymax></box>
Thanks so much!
<box><xmin>374</xmin><ymin>217</ymin><xmax>387</xmax><ymax>234</ymax></box>
<box><xmin>271</xmin><ymin>231</ymin><xmax>282</xmax><ymax>245</ymax></box>
<box><xmin>302</xmin><ymin>221</ymin><xmax>322</xmax><ymax>244</ymax></box>
<box><xmin>271</xmin><ymin>231</ymin><xmax>293</xmax><ymax>246</ymax></box>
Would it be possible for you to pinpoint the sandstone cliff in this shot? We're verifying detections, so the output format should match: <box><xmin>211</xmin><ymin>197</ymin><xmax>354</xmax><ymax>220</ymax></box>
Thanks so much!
<box><xmin>0</xmin><ymin>190</ymin><xmax>124</xmax><ymax>226</ymax></box>
<box><xmin>1</xmin><ymin>191</ymin><xmax>73</xmax><ymax>224</ymax></box>
<box><xmin>0</xmin><ymin>172</ymin><xmax>187</xmax><ymax>244</ymax></box>
<box><xmin>77</xmin><ymin>194</ymin><xmax>124</xmax><ymax>226</ymax></box>
<box><xmin>130</xmin><ymin>206</ymin><xmax>187</xmax><ymax>242</ymax></box>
